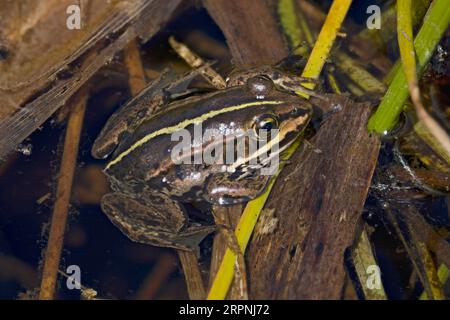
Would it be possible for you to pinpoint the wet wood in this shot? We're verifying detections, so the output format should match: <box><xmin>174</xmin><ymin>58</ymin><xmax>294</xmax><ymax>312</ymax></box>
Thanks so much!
<box><xmin>204</xmin><ymin>0</ymin><xmax>288</xmax><ymax>67</ymax></box>
<box><xmin>0</xmin><ymin>0</ymin><xmax>182</xmax><ymax>162</ymax></box>
<box><xmin>124</xmin><ymin>39</ymin><xmax>147</xmax><ymax>96</ymax></box>
<box><xmin>247</xmin><ymin>96</ymin><xmax>380</xmax><ymax>299</ymax></box>
<box><xmin>205</xmin><ymin>0</ymin><xmax>381</xmax><ymax>299</ymax></box>
<box><xmin>404</xmin><ymin>206</ymin><xmax>450</xmax><ymax>269</ymax></box>
<box><xmin>178</xmin><ymin>251</ymin><xmax>206</xmax><ymax>300</ymax></box>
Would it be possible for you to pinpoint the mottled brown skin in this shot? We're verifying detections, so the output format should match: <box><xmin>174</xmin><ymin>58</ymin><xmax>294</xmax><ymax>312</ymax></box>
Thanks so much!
<box><xmin>92</xmin><ymin>69</ymin><xmax>312</xmax><ymax>251</ymax></box>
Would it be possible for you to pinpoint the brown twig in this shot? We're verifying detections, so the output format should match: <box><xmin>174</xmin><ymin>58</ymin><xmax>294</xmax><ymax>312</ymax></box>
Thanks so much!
<box><xmin>208</xmin><ymin>206</ymin><xmax>241</xmax><ymax>289</ymax></box>
<box><xmin>38</xmin><ymin>89</ymin><xmax>88</xmax><ymax>300</ymax></box>
<box><xmin>404</xmin><ymin>206</ymin><xmax>450</xmax><ymax>269</ymax></box>
<box><xmin>124</xmin><ymin>39</ymin><xmax>147</xmax><ymax>95</ymax></box>
<box><xmin>168</xmin><ymin>36</ymin><xmax>226</xmax><ymax>89</ymax></box>
<box><xmin>178</xmin><ymin>251</ymin><xmax>206</xmax><ymax>300</ymax></box>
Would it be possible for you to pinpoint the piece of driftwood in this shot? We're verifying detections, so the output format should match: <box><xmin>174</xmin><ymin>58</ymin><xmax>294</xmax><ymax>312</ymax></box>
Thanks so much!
<box><xmin>205</xmin><ymin>0</ymin><xmax>381</xmax><ymax>299</ymax></box>
<box><xmin>204</xmin><ymin>0</ymin><xmax>288</xmax><ymax>67</ymax></box>
<box><xmin>247</xmin><ymin>96</ymin><xmax>380</xmax><ymax>299</ymax></box>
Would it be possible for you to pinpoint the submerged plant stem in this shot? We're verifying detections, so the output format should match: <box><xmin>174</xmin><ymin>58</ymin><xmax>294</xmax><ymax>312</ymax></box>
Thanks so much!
<box><xmin>39</xmin><ymin>91</ymin><xmax>88</xmax><ymax>300</ymax></box>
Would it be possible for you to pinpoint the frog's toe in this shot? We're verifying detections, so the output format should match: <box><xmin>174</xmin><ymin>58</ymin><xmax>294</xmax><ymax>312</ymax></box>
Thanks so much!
<box><xmin>176</xmin><ymin>224</ymin><xmax>216</xmax><ymax>252</ymax></box>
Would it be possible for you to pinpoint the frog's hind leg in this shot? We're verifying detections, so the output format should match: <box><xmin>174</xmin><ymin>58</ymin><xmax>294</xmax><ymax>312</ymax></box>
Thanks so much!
<box><xmin>101</xmin><ymin>192</ymin><xmax>215</xmax><ymax>252</ymax></box>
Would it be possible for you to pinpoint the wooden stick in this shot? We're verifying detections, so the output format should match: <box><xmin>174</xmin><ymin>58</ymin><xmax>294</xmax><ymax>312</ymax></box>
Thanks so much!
<box><xmin>405</xmin><ymin>206</ymin><xmax>450</xmax><ymax>269</ymax></box>
<box><xmin>169</xmin><ymin>36</ymin><xmax>226</xmax><ymax>89</ymax></box>
<box><xmin>38</xmin><ymin>90</ymin><xmax>88</xmax><ymax>300</ymax></box>
<box><xmin>178</xmin><ymin>251</ymin><xmax>206</xmax><ymax>300</ymax></box>
<box><xmin>209</xmin><ymin>205</ymin><xmax>247</xmax><ymax>299</ymax></box>
<box><xmin>204</xmin><ymin>0</ymin><xmax>288</xmax><ymax>67</ymax></box>
<box><xmin>124</xmin><ymin>39</ymin><xmax>147</xmax><ymax>95</ymax></box>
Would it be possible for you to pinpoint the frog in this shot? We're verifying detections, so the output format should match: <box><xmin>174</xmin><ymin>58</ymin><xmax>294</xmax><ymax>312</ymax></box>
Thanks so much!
<box><xmin>92</xmin><ymin>65</ymin><xmax>314</xmax><ymax>252</ymax></box>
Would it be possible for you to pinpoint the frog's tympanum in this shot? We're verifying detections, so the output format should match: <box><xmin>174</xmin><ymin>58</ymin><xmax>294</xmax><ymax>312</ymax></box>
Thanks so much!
<box><xmin>92</xmin><ymin>66</ymin><xmax>312</xmax><ymax>251</ymax></box>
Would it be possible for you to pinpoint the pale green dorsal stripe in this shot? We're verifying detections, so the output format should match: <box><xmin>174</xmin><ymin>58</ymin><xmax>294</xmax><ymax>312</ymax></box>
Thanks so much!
<box><xmin>106</xmin><ymin>100</ymin><xmax>285</xmax><ymax>170</ymax></box>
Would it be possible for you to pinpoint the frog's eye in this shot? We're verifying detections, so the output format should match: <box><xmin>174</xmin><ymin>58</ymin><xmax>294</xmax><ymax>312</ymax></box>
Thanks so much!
<box><xmin>252</xmin><ymin>114</ymin><xmax>279</xmax><ymax>137</ymax></box>
<box><xmin>247</xmin><ymin>75</ymin><xmax>274</xmax><ymax>98</ymax></box>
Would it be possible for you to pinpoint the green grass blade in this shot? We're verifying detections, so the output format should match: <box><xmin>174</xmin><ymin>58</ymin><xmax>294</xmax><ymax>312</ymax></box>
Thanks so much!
<box><xmin>367</xmin><ymin>0</ymin><xmax>450</xmax><ymax>134</ymax></box>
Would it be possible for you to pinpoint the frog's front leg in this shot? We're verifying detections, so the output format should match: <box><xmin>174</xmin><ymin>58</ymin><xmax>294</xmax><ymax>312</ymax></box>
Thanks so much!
<box><xmin>204</xmin><ymin>173</ymin><xmax>271</xmax><ymax>205</ymax></box>
<box><xmin>101</xmin><ymin>192</ymin><xmax>215</xmax><ymax>252</ymax></box>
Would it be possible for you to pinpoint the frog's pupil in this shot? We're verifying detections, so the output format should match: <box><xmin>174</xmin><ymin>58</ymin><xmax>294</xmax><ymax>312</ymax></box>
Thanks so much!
<box><xmin>260</xmin><ymin>121</ymin><xmax>273</xmax><ymax>131</ymax></box>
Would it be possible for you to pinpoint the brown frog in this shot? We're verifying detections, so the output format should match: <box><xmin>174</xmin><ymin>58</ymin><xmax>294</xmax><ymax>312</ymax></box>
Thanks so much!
<box><xmin>92</xmin><ymin>67</ymin><xmax>313</xmax><ymax>251</ymax></box>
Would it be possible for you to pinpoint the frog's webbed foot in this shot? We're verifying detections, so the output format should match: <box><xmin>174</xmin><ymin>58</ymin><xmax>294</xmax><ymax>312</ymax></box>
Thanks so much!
<box><xmin>101</xmin><ymin>193</ymin><xmax>215</xmax><ymax>252</ymax></box>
